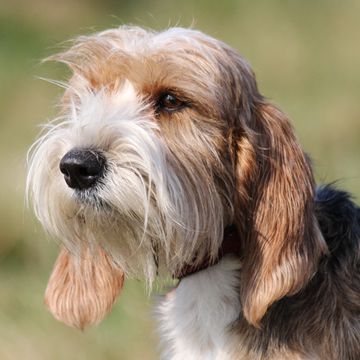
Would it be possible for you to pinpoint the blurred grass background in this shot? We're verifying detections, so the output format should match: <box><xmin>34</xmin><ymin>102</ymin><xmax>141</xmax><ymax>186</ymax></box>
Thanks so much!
<box><xmin>0</xmin><ymin>0</ymin><xmax>359</xmax><ymax>359</ymax></box>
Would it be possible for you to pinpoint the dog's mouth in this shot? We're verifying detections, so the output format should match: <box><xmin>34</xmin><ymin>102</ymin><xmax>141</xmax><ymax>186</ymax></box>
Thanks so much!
<box><xmin>73</xmin><ymin>187</ymin><xmax>110</xmax><ymax>210</ymax></box>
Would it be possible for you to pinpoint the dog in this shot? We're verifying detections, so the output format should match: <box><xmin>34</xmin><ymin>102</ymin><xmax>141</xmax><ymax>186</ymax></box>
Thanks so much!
<box><xmin>27</xmin><ymin>26</ymin><xmax>360</xmax><ymax>360</ymax></box>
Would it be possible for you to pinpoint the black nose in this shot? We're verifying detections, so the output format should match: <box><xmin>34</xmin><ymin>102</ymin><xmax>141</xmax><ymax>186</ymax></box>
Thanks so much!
<box><xmin>59</xmin><ymin>149</ymin><xmax>106</xmax><ymax>190</ymax></box>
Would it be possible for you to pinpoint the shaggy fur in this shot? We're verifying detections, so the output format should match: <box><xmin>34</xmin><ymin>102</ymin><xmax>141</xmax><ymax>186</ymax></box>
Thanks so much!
<box><xmin>27</xmin><ymin>26</ymin><xmax>360</xmax><ymax>359</ymax></box>
<box><xmin>45</xmin><ymin>247</ymin><xmax>124</xmax><ymax>330</ymax></box>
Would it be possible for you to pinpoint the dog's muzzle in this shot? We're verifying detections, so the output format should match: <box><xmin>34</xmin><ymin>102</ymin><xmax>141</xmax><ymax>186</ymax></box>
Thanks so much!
<box><xmin>59</xmin><ymin>149</ymin><xmax>106</xmax><ymax>190</ymax></box>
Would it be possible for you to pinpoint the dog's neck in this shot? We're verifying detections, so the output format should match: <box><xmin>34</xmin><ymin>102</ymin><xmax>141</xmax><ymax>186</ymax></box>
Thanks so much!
<box><xmin>175</xmin><ymin>225</ymin><xmax>241</xmax><ymax>279</ymax></box>
<box><xmin>159</xmin><ymin>256</ymin><xmax>242</xmax><ymax>360</ymax></box>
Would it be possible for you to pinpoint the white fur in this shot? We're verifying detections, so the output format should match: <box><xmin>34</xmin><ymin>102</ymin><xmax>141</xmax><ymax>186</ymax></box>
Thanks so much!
<box><xmin>158</xmin><ymin>256</ymin><xmax>242</xmax><ymax>360</ymax></box>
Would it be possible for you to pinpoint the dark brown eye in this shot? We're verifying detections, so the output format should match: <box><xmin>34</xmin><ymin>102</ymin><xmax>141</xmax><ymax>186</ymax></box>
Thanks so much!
<box><xmin>156</xmin><ymin>92</ymin><xmax>186</xmax><ymax>113</ymax></box>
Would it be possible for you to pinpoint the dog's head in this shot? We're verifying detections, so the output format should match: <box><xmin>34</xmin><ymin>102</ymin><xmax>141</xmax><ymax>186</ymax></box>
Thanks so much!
<box><xmin>27</xmin><ymin>26</ymin><xmax>326</xmax><ymax>329</ymax></box>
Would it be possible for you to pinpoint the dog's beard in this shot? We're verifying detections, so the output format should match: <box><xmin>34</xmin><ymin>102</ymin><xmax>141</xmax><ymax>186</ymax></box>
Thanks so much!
<box><xmin>27</xmin><ymin>82</ymin><xmax>228</xmax><ymax>285</ymax></box>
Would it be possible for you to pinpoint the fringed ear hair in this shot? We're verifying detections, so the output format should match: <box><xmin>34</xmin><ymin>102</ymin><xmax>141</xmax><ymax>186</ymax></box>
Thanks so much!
<box><xmin>234</xmin><ymin>102</ymin><xmax>327</xmax><ymax>327</ymax></box>
<box><xmin>45</xmin><ymin>246</ymin><xmax>124</xmax><ymax>330</ymax></box>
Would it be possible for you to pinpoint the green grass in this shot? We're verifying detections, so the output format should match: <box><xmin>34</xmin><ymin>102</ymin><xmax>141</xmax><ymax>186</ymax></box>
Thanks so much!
<box><xmin>0</xmin><ymin>0</ymin><xmax>359</xmax><ymax>359</ymax></box>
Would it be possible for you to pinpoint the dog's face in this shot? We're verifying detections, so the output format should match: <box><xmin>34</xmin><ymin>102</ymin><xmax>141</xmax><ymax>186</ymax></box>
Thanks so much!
<box><xmin>27</xmin><ymin>27</ymin><xmax>326</xmax><ymax>330</ymax></box>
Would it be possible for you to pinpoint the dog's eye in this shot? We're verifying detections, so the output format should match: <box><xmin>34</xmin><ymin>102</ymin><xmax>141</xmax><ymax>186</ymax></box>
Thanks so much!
<box><xmin>156</xmin><ymin>92</ymin><xmax>186</xmax><ymax>113</ymax></box>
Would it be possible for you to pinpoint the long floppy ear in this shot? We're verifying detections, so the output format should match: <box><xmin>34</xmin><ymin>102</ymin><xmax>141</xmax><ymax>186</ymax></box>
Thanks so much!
<box><xmin>235</xmin><ymin>102</ymin><xmax>327</xmax><ymax>327</ymax></box>
<box><xmin>45</xmin><ymin>246</ymin><xmax>124</xmax><ymax>330</ymax></box>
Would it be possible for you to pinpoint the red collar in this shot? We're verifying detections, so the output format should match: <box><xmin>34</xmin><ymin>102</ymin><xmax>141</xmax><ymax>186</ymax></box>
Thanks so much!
<box><xmin>174</xmin><ymin>225</ymin><xmax>241</xmax><ymax>279</ymax></box>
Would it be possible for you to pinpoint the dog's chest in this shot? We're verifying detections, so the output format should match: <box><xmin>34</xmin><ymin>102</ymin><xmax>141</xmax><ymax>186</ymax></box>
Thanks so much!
<box><xmin>157</xmin><ymin>256</ymin><xmax>242</xmax><ymax>360</ymax></box>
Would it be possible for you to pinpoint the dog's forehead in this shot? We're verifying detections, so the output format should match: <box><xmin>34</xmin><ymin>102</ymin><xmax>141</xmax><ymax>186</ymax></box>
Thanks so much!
<box><xmin>60</xmin><ymin>27</ymin><xmax>228</xmax><ymax>96</ymax></box>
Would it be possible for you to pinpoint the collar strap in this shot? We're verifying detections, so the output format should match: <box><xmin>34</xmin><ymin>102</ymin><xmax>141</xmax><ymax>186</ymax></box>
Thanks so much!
<box><xmin>174</xmin><ymin>225</ymin><xmax>241</xmax><ymax>279</ymax></box>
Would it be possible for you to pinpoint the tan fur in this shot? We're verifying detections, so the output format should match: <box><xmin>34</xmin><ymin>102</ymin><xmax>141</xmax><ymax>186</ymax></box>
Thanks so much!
<box><xmin>234</xmin><ymin>103</ymin><xmax>327</xmax><ymax>326</ymax></box>
<box><xmin>45</xmin><ymin>247</ymin><xmax>124</xmax><ymax>330</ymax></box>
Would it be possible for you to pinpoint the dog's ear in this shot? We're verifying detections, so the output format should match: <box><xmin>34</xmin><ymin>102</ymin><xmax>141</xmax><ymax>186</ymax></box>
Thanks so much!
<box><xmin>45</xmin><ymin>247</ymin><xmax>124</xmax><ymax>330</ymax></box>
<box><xmin>234</xmin><ymin>102</ymin><xmax>326</xmax><ymax>327</ymax></box>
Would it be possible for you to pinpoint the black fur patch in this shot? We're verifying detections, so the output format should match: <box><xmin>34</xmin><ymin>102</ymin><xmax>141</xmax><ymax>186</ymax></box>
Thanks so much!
<box><xmin>315</xmin><ymin>185</ymin><xmax>360</xmax><ymax>261</ymax></box>
<box><xmin>236</xmin><ymin>185</ymin><xmax>360</xmax><ymax>359</ymax></box>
